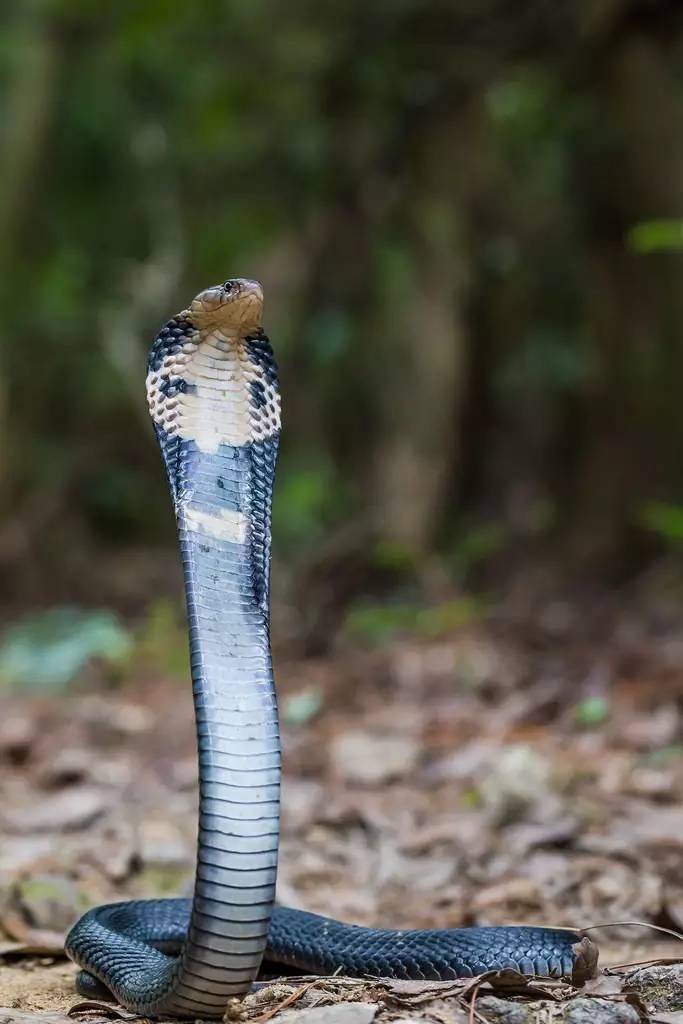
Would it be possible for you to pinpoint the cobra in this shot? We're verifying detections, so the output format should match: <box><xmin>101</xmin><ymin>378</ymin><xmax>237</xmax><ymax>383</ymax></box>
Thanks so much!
<box><xmin>65</xmin><ymin>279</ymin><xmax>595</xmax><ymax>1018</ymax></box>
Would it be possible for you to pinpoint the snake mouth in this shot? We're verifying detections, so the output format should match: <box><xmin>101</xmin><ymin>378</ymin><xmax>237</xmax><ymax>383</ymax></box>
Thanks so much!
<box><xmin>190</xmin><ymin>278</ymin><xmax>263</xmax><ymax>336</ymax></box>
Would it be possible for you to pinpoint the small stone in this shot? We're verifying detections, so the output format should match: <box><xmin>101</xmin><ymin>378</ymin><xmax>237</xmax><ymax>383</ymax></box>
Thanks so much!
<box><xmin>627</xmin><ymin>964</ymin><xmax>683</xmax><ymax>1012</ymax></box>
<box><xmin>170</xmin><ymin>757</ymin><xmax>198</xmax><ymax>789</ymax></box>
<box><xmin>3</xmin><ymin>786</ymin><xmax>108</xmax><ymax>833</ymax></box>
<box><xmin>283</xmin><ymin>688</ymin><xmax>324</xmax><ymax>726</ymax></box>
<box><xmin>278</xmin><ymin>1004</ymin><xmax>378</xmax><ymax>1024</ymax></box>
<box><xmin>331</xmin><ymin>730</ymin><xmax>420</xmax><ymax>784</ymax></box>
<box><xmin>38</xmin><ymin>748</ymin><xmax>90</xmax><ymax>788</ymax></box>
<box><xmin>627</xmin><ymin>805</ymin><xmax>683</xmax><ymax>845</ymax></box>
<box><xmin>138</xmin><ymin>819</ymin><xmax>191</xmax><ymax>867</ymax></box>
<box><xmin>622</xmin><ymin>703</ymin><xmax>679</xmax><ymax>750</ymax></box>
<box><xmin>0</xmin><ymin>836</ymin><xmax>55</xmax><ymax>874</ymax></box>
<box><xmin>14</xmin><ymin>874</ymin><xmax>87</xmax><ymax>932</ymax></box>
<box><xmin>480</xmin><ymin>744</ymin><xmax>552</xmax><ymax>825</ymax></box>
<box><xmin>564</xmin><ymin>998</ymin><xmax>639</xmax><ymax>1023</ymax></box>
<box><xmin>0</xmin><ymin>716</ymin><xmax>36</xmax><ymax>763</ymax></box>
<box><xmin>476</xmin><ymin>996</ymin><xmax>529</xmax><ymax>1023</ymax></box>
<box><xmin>110</xmin><ymin>702</ymin><xmax>153</xmax><ymax>734</ymax></box>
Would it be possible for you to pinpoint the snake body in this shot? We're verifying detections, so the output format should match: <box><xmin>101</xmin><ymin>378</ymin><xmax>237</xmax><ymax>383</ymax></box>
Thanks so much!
<box><xmin>65</xmin><ymin>279</ymin><xmax>592</xmax><ymax>1018</ymax></box>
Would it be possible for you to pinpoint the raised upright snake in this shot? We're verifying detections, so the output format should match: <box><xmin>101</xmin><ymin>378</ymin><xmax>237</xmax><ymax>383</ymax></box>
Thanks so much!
<box><xmin>65</xmin><ymin>279</ymin><xmax>595</xmax><ymax>1018</ymax></box>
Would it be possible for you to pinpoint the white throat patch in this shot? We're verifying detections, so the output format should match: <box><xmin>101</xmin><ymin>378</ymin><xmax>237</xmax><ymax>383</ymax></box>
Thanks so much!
<box><xmin>146</xmin><ymin>327</ymin><xmax>280</xmax><ymax>452</ymax></box>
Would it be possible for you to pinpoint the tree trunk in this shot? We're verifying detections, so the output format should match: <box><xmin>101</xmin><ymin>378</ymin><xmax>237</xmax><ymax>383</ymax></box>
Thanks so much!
<box><xmin>572</xmin><ymin>27</ymin><xmax>683</xmax><ymax>563</ymax></box>
<box><xmin>0</xmin><ymin>0</ymin><xmax>62</xmax><ymax>510</ymax></box>
<box><xmin>369</xmin><ymin>104</ymin><xmax>480</xmax><ymax>555</ymax></box>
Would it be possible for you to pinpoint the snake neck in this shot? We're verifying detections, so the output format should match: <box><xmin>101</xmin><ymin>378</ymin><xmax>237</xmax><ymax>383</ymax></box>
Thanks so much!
<box><xmin>145</xmin><ymin>316</ymin><xmax>281</xmax><ymax>1015</ymax></box>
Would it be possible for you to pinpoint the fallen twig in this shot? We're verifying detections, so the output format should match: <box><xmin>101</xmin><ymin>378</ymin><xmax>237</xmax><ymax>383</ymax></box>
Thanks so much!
<box><xmin>247</xmin><ymin>979</ymin><xmax>332</xmax><ymax>1024</ymax></box>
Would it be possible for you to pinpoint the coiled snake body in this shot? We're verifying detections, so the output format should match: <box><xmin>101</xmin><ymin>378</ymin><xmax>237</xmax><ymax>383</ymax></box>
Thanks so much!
<box><xmin>65</xmin><ymin>279</ymin><xmax>593</xmax><ymax>1018</ymax></box>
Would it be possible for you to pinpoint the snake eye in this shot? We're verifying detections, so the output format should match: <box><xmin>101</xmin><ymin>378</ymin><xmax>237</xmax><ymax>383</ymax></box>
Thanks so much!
<box><xmin>223</xmin><ymin>280</ymin><xmax>234</xmax><ymax>293</ymax></box>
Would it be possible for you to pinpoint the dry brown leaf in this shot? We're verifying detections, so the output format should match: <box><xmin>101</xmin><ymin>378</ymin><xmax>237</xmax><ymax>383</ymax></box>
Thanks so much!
<box><xmin>0</xmin><ymin>1011</ymin><xmax>102</xmax><ymax>1024</ymax></box>
<box><xmin>66</xmin><ymin>1001</ymin><xmax>132</xmax><ymax>1020</ymax></box>
<box><xmin>2</xmin><ymin>789</ymin><xmax>109</xmax><ymax>836</ymax></box>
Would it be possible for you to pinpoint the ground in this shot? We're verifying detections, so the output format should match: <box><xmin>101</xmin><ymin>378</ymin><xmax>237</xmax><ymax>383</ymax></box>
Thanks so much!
<box><xmin>1</xmin><ymin>585</ymin><xmax>683</xmax><ymax>1023</ymax></box>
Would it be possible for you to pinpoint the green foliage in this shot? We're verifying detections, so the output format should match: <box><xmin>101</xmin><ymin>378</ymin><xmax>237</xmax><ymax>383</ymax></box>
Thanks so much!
<box><xmin>639</xmin><ymin>501</ymin><xmax>683</xmax><ymax>547</ymax></box>
<box><xmin>498</xmin><ymin>327</ymin><xmax>595</xmax><ymax>394</ymax></box>
<box><xmin>450</xmin><ymin>522</ymin><xmax>509</xmax><ymax>577</ymax></box>
<box><xmin>133</xmin><ymin>865</ymin><xmax>191</xmax><ymax>898</ymax></box>
<box><xmin>0</xmin><ymin>607</ymin><xmax>132</xmax><ymax>692</ymax></box>
<box><xmin>134</xmin><ymin>599</ymin><xmax>189</xmax><ymax>680</ymax></box>
<box><xmin>644</xmin><ymin>744</ymin><xmax>683</xmax><ymax>766</ymax></box>
<box><xmin>282</xmin><ymin>687</ymin><xmax>324</xmax><ymax>726</ymax></box>
<box><xmin>486</xmin><ymin>70</ymin><xmax>586</xmax><ymax>200</ymax></box>
<box><xmin>15</xmin><ymin>876</ymin><xmax>89</xmax><ymax>915</ymax></box>
<box><xmin>628</xmin><ymin>220</ymin><xmax>683</xmax><ymax>254</ymax></box>
<box><xmin>574</xmin><ymin>696</ymin><xmax>609</xmax><ymax>728</ymax></box>
<box><xmin>273</xmin><ymin>458</ymin><xmax>350</xmax><ymax>550</ymax></box>
<box><xmin>370</xmin><ymin>540</ymin><xmax>420</xmax><ymax>574</ymax></box>
<box><xmin>0</xmin><ymin>0</ymin><xmax>682</xmax><ymax>610</ymax></box>
<box><xmin>344</xmin><ymin>597</ymin><xmax>482</xmax><ymax>646</ymax></box>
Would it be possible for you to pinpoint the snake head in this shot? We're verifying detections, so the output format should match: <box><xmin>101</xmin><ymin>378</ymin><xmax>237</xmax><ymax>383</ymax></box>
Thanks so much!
<box><xmin>190</xmin><ymin>278</ymin><xmax>264</xmax><ymax>336</ymax></box>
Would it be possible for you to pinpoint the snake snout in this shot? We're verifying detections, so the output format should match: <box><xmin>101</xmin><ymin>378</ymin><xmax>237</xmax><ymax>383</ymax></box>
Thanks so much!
<box><xmin>191</xmin><ymin>277</ymin><xmax>263</xmax><ymax>335</ymax></box>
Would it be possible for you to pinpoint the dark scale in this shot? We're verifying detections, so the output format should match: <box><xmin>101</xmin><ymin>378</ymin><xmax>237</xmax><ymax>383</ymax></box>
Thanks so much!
<box><xmin>245</xmin><ymin>332</ymin><xmax>279</xmax><ymax>390</ymax></box>
<box><xmin>247</xmin><ymin>435</ymin><xmax>279</xmax><ymax>611</ymax></box>
<box><xmin>249</xmin><ymin>379</ymin><xmax>267</xmax><ymax>409</ymax></box>
<box><xmin>153</xmin><ymin>424</ymin><xmax>182</xmax><ymax>505</ymax></box>
<box><xmin>159</xmin><ymin>377</ymin><xmax>195</xmax><ymax>399</ymax></box>
<box><xmin>147</xmin><ymin>316</ymin><xmax>196</xmax><ymax>374</ymax></box>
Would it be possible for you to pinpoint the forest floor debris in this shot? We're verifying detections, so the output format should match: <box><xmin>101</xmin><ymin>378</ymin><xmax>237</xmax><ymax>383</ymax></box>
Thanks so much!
<box><xmin>2</xmin><ymin>599</ymin><xmax>683</xmax><ymax>1023</ymax></box>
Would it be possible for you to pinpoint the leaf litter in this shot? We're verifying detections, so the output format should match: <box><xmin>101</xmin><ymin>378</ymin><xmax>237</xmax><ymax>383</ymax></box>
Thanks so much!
<box><xmin>2</xmin><ymin>596</ymin><xmax>683</xmax><ymax>1022</ymax></box>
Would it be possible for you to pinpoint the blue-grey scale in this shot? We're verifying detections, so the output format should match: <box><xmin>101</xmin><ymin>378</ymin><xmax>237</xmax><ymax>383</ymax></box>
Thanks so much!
<box><xmin>65</xmin><ymin>278</ymin><xmax>596</xmax><ymax>1018</ymax></box>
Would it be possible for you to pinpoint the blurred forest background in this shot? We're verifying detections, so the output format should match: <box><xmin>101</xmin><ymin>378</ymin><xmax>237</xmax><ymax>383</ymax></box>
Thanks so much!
<box><xmin>2</xmin><ymin>0</ymin><xmax>683</xmax><ymax>668</ymax></box>
<box><xmin>5</xmin><ymin>6</ymin><xmax>683</xmax><ymax>1016</ymax></box>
